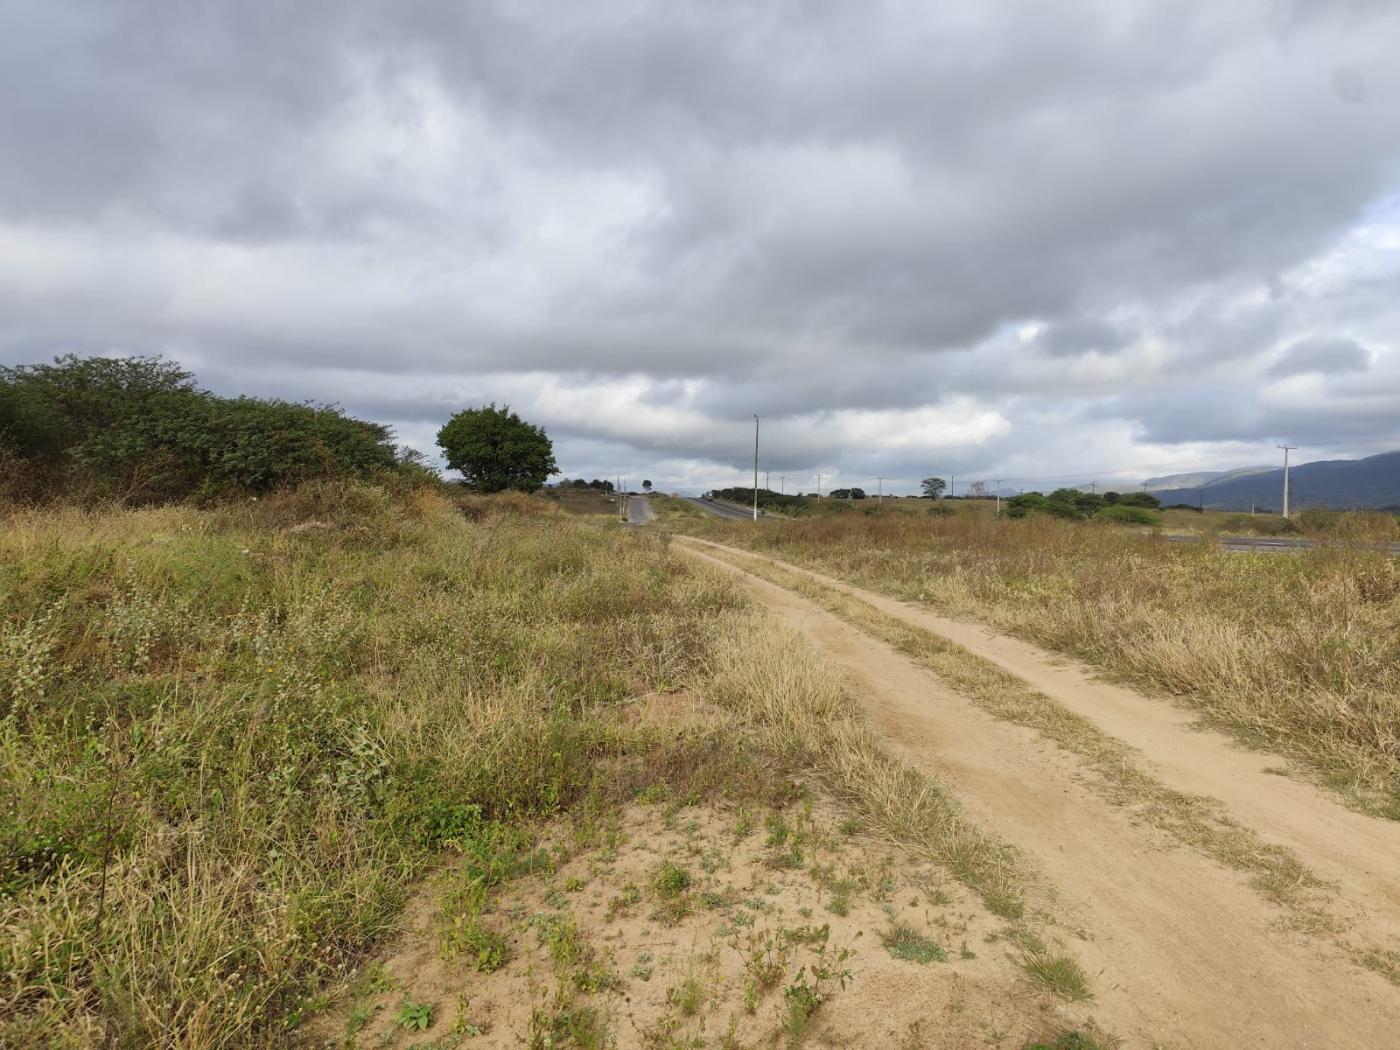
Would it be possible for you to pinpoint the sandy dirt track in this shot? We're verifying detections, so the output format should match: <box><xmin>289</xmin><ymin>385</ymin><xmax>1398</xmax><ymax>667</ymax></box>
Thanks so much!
<box><xmin>679</xmin><ymin>538</ymin><xmax>1400</xmax><ymax>1049</ymax></box>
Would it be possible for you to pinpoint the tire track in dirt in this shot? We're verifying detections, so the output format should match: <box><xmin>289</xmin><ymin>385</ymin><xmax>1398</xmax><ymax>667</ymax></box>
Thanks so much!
<box><xmin>682</xmin><ymin>537</ymin><xmax>1400</xmax><ymax>944</ymax></box>
<box><xmin>680</xmin><ymin>541</ymin><xmax>1400</xmax><ymax>1049</ymax></box>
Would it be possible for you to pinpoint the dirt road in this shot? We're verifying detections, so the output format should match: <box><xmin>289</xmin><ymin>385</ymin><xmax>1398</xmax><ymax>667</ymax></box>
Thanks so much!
<box><xmin>679</xmin><ymin>537</ymin><xmax>1400</xmax><ymax>1049</ymax></box>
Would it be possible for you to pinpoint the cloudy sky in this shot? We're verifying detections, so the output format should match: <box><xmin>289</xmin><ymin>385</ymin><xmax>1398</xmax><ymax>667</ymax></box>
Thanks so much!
<box><xmin>3</xmin><ymin>1</ymin><xmax>1399</xmax><ymax>494</ymax></box>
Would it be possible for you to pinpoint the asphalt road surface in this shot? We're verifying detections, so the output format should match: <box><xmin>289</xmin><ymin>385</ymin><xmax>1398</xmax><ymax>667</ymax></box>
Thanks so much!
<box><xmin>1165</xmin><ymin>533</ymin><xmax>1400</xmax><ymax>555</ymax></box>
<box><xmin>681</xmin><ymin>496</ymin><xmax>758</xmax><ymax>521</ymax></box>
<box><xmin>625</xmin><ymin>495</ymin><xmax>655</xmax><ymax>524</ymax></box>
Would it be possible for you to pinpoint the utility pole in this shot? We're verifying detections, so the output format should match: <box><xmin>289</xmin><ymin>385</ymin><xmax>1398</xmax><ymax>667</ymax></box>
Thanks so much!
<box><xmin>1278</xmin><ymin>445</ymin><xmax>1297</xmax><ymax>519</ymax></box>
<box><xmin>1089</xmin><ymin>482</ymin><xmax>1097</xmax><ymax>496</ymax></box>
<box><xmin>1251</xmin><ymin>493</ymin><xmax>1256</xmax><ymax>517</ymax></box>
<box><xmin>950</xmin><ymin>474</ymin><xmax>955</xmax><ymax>499</ymax></box>
<box><xmin>752</xmin><ymin>415</ymin><xmax>760</xmax><ymax>523</ymax></box>
<box><xmin>618</xmin><ymin>476</ymin><xmax>625</xmax><ymax>522</ymax></box>
<box><xmin>815</xmin><ymin>474</ymin><xmax>822</xmax><ymax>499</ymax></box>
<box><xmin>765</xmin><ymin>470</ymin><xmax>770</xmax><ymax>491</ymax></box>
<box><xmin>780</xmin><ymin>475</ymin><xmax>785</xmax><ymax>495</ymax></box>
<box><xmin>995</xmin><ymin>480</ymin><xmax>1002</xmax><ymax>516</ymax></box>
<box><xmin>876</xmin><ymin>476</ymin><xmax>885</xmax><ymax>505</ymax></box>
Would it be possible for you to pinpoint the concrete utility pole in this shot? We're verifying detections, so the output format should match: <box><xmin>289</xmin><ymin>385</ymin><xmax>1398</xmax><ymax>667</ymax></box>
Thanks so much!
<box><xmin>752</xmin><ymin>415</ymin><xmax>760</xmax><ymax>523</ymax></box>
<box><xmin>876</xmin><ymin>476</ymin><xmax>885</xmax><ymax>505</ymax></box>
<box><xmin>1278</xmin><ymin>445</ymin><xmax>1298</xmax><ymax>519</ymax></box>
<box><xmin>815</xmin><ymin>474</ymin><xmax>822</xmax><ymax>498</ymax></box>
<box><xmin>780</xmin><ymin>475</ymin><xmax>785</xmax><ymax>495</ymax></box>
<box><xmin>950</xmin><ymin>474</ymin><xmax>955</xmax><ymax>499</ymax></box>
<box><xmin>618</xmin><ymin>476</ymin><xmax>625</xmax><ymax>522</ymax></box>
<box><xmin>765</xmin><ymin>470</ymin><xmax>770</xmax><ymax>491</ymax></box>
<box><xmin>994</xmin><ymin>480</ymin><xmax>1002</xmax><ymax>516</ymax></box>
<box><xmin>1089</xmin><ymin>482</ymin><xmax>1097</xmax><ymax>496</ymax></box>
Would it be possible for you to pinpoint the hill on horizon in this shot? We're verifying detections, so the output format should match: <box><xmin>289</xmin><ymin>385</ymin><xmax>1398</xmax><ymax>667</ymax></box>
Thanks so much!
<box><xmin>1142</xmin><ymin>465</ymin><xmax>1272</xmax><ymax>491</ymax></box>
<box><xmin>1149</xmin><ymin>450</ymin><xmax>1400</xmax><ymax>511</ymax></box>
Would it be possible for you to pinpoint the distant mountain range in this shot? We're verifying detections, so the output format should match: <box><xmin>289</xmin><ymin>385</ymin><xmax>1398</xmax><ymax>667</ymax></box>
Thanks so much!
<box><xmin>1142</xmin><ymin>466</ymin><xmax>1273</xmax><ymax>491</ymax></box>
<box><xmin>1147</xmin><ymin>451</ymin><xmax>1400</xmax><ymax>511</ymax></box>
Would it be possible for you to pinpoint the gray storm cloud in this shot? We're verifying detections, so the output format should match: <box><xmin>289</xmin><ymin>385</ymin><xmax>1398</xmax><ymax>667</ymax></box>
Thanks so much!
<box><xmin>2</xmin><ymin>0</ymin><xmax>1399</xmax><ymax>492</ymax></box>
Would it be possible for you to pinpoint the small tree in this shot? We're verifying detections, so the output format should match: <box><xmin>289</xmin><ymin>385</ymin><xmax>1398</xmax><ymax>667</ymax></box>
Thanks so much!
<box><xmin>921</xmin><ymin>476</ymin><xmax>947</xmax><ymax>499</ymax></box>
<box><xmin>967</xmin><ymin>481</ymin><xmax>989</xmax><ymax>499</ymax></box>
<box><xmin>642</xmin><ymin>479</ymin><xmax>652</xmax><ymax>492</ymax></box>
<box><xmin>436</xmin><ymin>404</ymin><xmax>558</xmax><ymax>493</ymax></box>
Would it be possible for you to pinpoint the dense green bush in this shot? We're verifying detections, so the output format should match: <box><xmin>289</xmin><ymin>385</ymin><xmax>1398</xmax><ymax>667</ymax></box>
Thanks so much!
<box><xmin>1</xmin><ymin>355</ymin><xmax>402</xmax><ymax>503</ymax></box>
<box><xmin>1095</xmin><ymin>504</ymin><xmax>1161</xmax><ymax>526</ymax></box>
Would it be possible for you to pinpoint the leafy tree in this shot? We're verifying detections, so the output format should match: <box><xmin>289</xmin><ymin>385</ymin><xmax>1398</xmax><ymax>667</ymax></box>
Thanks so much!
<box><xmin>436</xmin><ymin>404</ymin><xmax>558</xmax><ymax>493</ymax></box>
<box><xmin>829</xmin><ymin>487</ymin><xmax>867</xmax><ymax>499</ymax></box>
<box><xmin>1</xmin><ymin>354</ymin><xmax>399</xmax><ymax>502</ymax></box>
<box><xmin>642</xmin><ymin>479</ymin><xmax>652</xmax><ymax>492</ymax></box>
<box><xmin>920</xmin><ymin>476</ymin><xmax>947</xmax><ymax>499</ymax></box>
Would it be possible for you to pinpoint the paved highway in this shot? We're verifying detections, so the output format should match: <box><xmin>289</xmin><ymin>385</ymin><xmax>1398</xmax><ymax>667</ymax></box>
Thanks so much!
<box><xmin>681</xmin><ymin>496</ymin><xmax>757</xmax><ymax>521</ymax></box>
<box><xmin>625</xmin><ymin>495</ymin><xmax>655</xmax><ymax>524</ymax></box>
<box><xmin>1165</xmin><ymin>533</ymin><xmax>1400</xmax><ymax>555</ymax></box>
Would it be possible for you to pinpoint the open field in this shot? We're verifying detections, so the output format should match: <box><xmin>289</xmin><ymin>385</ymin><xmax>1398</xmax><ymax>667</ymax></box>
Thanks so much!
<box><xmin>1</xmin><ymin>484</ymin><xmax>1098</xmax><ymax>1048</ymax></box>
<box><xmin>666</xmin><ymin>509</ymin><xmax>1400</xmax><ymax>819</ymax></box>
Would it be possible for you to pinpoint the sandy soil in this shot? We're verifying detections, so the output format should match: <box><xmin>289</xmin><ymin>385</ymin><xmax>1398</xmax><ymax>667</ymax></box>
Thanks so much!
<box><xmin>679</xmin><ymin>538</ymin><xmax>1400</xmax><ymax>1049</ymax></box>
<box><xmin>305</xmin><ymin>795</ymin><xmax>1085</xmax><ymax>1049</ymax></box>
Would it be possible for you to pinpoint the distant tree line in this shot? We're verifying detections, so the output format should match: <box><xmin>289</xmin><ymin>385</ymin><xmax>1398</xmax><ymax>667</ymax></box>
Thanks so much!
<box><xmin>1005</xmin><ymin>488</ymin><xmax>1161</xmax><ymax>523</ymax></box>
<box><xmin>708</xmin><ymin>486</ymin><xmax>808</xmax><ymax>511</ymax></box>
<box><xmin>550</xmin><ymin>477</ymin><xmax>616</xmax><ymax>493</ymax></box>
<box><xmin>0</xmin><ymin>355</ymin><xmax>420</xmax><ymax>504</ymax></box>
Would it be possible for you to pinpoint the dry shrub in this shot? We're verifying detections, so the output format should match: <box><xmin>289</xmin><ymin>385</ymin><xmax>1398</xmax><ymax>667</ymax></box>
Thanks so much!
<box><xmin>455</xmin><ymin>489</ymin><xmax>559</xmax><ymax>520</ymax></box>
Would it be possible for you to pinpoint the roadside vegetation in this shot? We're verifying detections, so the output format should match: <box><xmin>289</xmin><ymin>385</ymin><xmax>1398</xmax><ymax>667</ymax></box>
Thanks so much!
<box><xmin>670</xmin><ymin>508</ymin><xmax>1400</xmax><ymax>818</ymax></box>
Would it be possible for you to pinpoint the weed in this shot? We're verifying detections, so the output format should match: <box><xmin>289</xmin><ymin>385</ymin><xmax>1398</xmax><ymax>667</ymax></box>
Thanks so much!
<box><xmin>1018</xmin><ymin>943</ymin><xmax>1092</xmax><ymax>1001</ymax></box>
<box><xmin>881</xmin><ymin>922</ymin><xmax>947</xmax><ymax>964</ymax></box>
<box><xmin>653</xmin><ymin>860</ymin><xmax>693</xmax><ymax>897</ymax></box>
<box><xmin>396</xmin><ymin>1000</ymin><xmax>435</xmax><ymax>1032</ymax></box>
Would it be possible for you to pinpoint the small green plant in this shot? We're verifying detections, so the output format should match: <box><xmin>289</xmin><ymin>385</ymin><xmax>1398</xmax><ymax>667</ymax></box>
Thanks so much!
<box><xmin>653</xmin><ymin>860</ymin><xmax>692</xmax><ymax>897</ymax></box>
<box><xmin>631</xmin><ymin>951</ymin><xmax>655</xmax><ymax>982</ymax></box>
<box><xmin>528</xmin><ymin>997</ymin><xmax>606</xmax><ymax>1050</ymax></box>
<box><xmin>606</xmin><ymin>882</ymin><xmax>642</xmax><ymax>920</ymax></box>
<box><xmin>824</xmin><ymin>879</ymin><xmax>854</xmax><ymax>917</ymax></box>
<box><xmin>533</xmin><ymin>912</ymin><xmax>584</xmax><ymax>969</ymax></box>
<box><xmin>573</xmin><ymin>960</ymin><xmax>619</xmax><ymax>993</ymax></box>
<box><xmin>881</xmin><ymin>922</ymin><xmax>947</xmax><ymax>964</ymax></box>
<box><xmin>734</xmin><ymin>807</ymin><xmax>755</xmax><ymax>839</ymax></box>
<box><xmin>442</xmin><ymin>918</ymin><xmax>509</xmax><ymax>972</ymax></box>
<box><xmin>668</xmin><ymin>973</ymin><xmax>705</xmax><ymax>1016</ymax></box>
<box><xmin>1019</xmin><ymin>944</ymin><xmax>1092</xmax><ymax>1001</ymax></box>
<box><xmin>397</xmin><ymin>1000</ymin><xmax>436</xmax><ymax>1032</ymax></box>
<box><xmin>764</xmin><ymin>811</ymin><xmax>790</xmax><ymax>848</ymax></box>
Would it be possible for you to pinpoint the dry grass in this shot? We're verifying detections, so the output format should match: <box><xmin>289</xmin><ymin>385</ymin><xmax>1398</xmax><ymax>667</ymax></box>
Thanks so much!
<box><xmin>0</xmin><ymin>484</ymin><xmax>1040</xmax><ymax>1045</ymax></box>
<box><xmin>0</xmin><ymin>486</ymin><xmax>759</xmax><ymax>1045</ymax></box>
<box><xmin>699</xmin><ymin>619</ymin><xmax>1026</xmax><ymax>919</ymax></box>
<box><xmin>673</xmin><ymin>510</ymin><xmax>1400</xmax><ymax>818</ymax></box>
<box><xmin>686</xmin><ymin>544</ymin><xmax>1343</xmax><ymax>929</ymax></box>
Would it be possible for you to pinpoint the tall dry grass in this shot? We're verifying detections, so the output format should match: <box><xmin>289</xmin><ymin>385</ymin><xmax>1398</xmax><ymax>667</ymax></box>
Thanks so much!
<box><xmin>678</xmin><ymin>510</ymin><xmax>1400</xmax><ymax>816</ymax></box>
<box><xmin>0</xmin><ymin>485</ymin><xmax>771</xmax><ymax>1045</ymax></box>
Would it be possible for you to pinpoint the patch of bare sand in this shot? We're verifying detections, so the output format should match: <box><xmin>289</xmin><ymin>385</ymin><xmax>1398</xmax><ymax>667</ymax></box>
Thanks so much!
<box><xmin>304</xmin><ymin>799</ymin><xmax>1090</xmax><ymax>1049</ymax></box>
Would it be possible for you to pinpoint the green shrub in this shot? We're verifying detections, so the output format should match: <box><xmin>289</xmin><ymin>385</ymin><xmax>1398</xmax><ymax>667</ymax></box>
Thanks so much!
<box><xmin>1095</xmin><ymin>505</ymin><xmax>1161</xmax><ymax>527</ymax></box>
<box><xmin>0</xmin><ymin>354</ymin><xmax>403</xmax><ymax>503</ymax></box>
